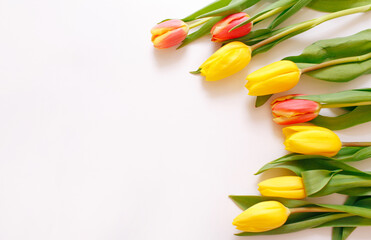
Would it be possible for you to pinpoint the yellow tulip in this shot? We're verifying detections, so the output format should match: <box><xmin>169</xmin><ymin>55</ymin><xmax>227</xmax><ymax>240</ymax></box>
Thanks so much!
<box><xmin>283</xmin><ymin>126</ymin><xmax>342</xmax><ymax>157</ymax></box>
<box><xmin>245</xmin><ymin>60</ymin><xmax>301</xmax><ymax>96</ymax></box>
<box><xmin>198</xmin><ymin>41</ymin><xmax>251</xmax><ymax>81</ymax></box>
<box><xmin>232</xmin><ymin>201</ymin><xmax>290</xmax><ymax>232</ymax></box>
<box><xmin>258</xmin><ymin>176</ymin><xmax>306</xmax><ymax>199</ymax></box>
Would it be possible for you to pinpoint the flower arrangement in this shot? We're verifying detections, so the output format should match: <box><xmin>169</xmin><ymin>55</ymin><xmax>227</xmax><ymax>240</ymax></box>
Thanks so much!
<box><xmin>151</xmin><ymin>0</ymin><xmax>371</xmax><ymax>239</ymax></box>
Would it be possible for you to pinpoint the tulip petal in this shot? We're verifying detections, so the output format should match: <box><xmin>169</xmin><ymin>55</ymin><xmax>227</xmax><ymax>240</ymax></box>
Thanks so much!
<box><xmin>245</xmin><ymin>60</ymin><xmax>301</xmax><ymax>96</ymax></box>
<box><xmin>233</xmin><ymin>201</ymin><xmax>290</xmax><ymax>232</ymax></box>
<box><xmin>151</xmin><ymin>19</ymin><xmax>189</xmax><ymax>49</ymax></box>
<box><xmin>199</xmin><ymin>42</ymin><xmax>251</xmax><ymax>81</ymax></box>
<box><xmin>283</xmin><ymin>126</ymin><xmax>342</xmax><ymax>157</ymax></box>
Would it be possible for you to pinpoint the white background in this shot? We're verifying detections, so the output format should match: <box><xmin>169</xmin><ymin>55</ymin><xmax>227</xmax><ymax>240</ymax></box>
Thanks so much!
<box><xmin>0</xmin><ymin>0</ymin><xmax>370</xmax><ymax>240</ymax></box>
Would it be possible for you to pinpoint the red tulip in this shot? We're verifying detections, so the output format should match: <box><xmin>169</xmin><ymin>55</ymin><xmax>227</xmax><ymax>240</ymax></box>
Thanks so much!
<box><xmin>151</xmin><ymin>19</ymin><xmax>189</xmax><ymax>49</ymax></box>
<box><xmin>271</xmin><ymin>95</ymin><xmax>321</xmax><ymax>125</ymax></box>
<box><xmin>210</xmin><ymin>12</ymin><xmax>252</xmax><ymax>42</ymax></box>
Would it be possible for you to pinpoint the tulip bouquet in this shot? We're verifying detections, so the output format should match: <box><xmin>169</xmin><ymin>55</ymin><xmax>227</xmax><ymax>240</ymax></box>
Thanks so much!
<box><xmin>151</xmin><ymin>0</ymin><xmax>371</xmax><ymax>239</ymax></box>
<box><xmin>270</xmin><ymin>89</ymin><xmax>371</xmax><ymax>129</ymax></box>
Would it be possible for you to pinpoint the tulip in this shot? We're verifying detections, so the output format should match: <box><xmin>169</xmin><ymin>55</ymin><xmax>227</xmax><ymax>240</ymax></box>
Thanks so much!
<box><xmin>245</xmin><ymin>60</ymin><xmax>301</xmax><ymax>96</ymax></box>
<box><xmin>196</xmin><ymin>41</ymin><xmax>251</xmax><ymax>81</ymax></box>
<box><xmin>210</xmin><ymin>12</ymin><xmax>253</xmax><ymax>42</ymax></box>
<box><xmin>232</xmin><ymin>201</ymin><xmax>290</xmax><ymax>232</ymax></box>
<box><xmin>283</xmin><ymin>126</ymin><xmax>342</xmax><ymax>157</ymax></box>
<box><xmin>271</xmin><ymin>95</ymin><xmax>321</xmax><ymax>125</ymax></box>
<box><xmin>151</xmin><ymin>19</ymin><xmax>189</xmax><ymax>49</ymax></box>
<box><xmin>258</xmin><ymin>176</ymin><xmax>306</xmax><ymax>199</ymax></box>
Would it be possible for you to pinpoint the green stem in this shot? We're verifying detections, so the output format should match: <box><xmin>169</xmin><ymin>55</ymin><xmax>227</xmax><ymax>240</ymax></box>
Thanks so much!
<box><xmin>321</xmin><ymin>101</ymin><xmax>371</xmax><ymax>108</ymax></box>
<box><xmin>188</xmin><ymin>17</ymin><xmax>213</xmax><ymax>29</ymax></box>
<box><xmin>251</xmin><ymin>4</ymin><xmax>371</xmax><ymax>51</ymax></box>
<box><xmin>254</xmin><ymin>5</ymin><xmax>291</xmax><ymax>23</ymax></box>
<box><xmin>342</xmin><ymin>142</ymin><xmax>371</xmax><ymax>147</ymax></box>
<box><xmin>290</xmin><ymin>207</ymin><xmax>344</xmax><ymax>214</ymax></box>
<box><xmin>301</xmin><ymin>52</ymin><xmax>371</xmax><ymax>73</ymax></box>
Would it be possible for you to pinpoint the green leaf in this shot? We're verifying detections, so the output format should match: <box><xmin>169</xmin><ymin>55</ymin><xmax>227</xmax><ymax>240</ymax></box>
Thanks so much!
<box><xmin>308</xmin><ymin>0</ymin><xmax>371</xmax><ymax>12</ymax></box>
<box><xmin>182</xmin><ymin>0</ymin><xmax>232</xmax><ymax>22</ymax></box>
<box><xmin>231</xmin><ymin>0</ymin><xmax>296</xmax><ymax>30</ymax></box>
<box><xmin>255</xmin><ymin>146</ymin><xmax>371</xmax><ymax>175</ymax></box>
<box><xmin>178</xmin><ymin>16</ymin><xmax>224</xmax><ymax>49</ymax></box>
<box><xmin>252</xmin><ymin>26</ymin><xmax>311</xmax><ymax>55</ymax></box>
<box><xmin>320</xmin><ymin>216</ymin><xmax>371</xmax><ymax>227</ymax></box>
<box><xmin>285</xmin><ymin>29</ymin><xmax>371</xmax><ymax>82</ymax></box>
<box><xmin>302</xmin><ymin>169</ymin><xmax>341</xmax><ymax>196</ymax></box>
<box><xmin>293</xmin><ymin>89</ymin><xmax>371</xmax><ymax>105</ymax></box>
<box><xmin>268</xmin><ymin>0</ymin><xmax>313</xmax><ymax>29</ymax></box>
<box><xmin>333</xmin><ymin>196</ymin><xmax>361</xmax><ymax>240</ymax></box>
<box><xmin>256</xmin><ymin>158</ymin><xmax>367</xmax><ymax>176</ymax></box>
<box><xmin>255</xmin><ymin>94</ymin><xmax>272</xmax><ymax>107</ymax></box>
<box><xmin>302</xmin><ymin>170</ymin><xmax>371</xmax><ymax>197</ymax></box>
<box><xmin>310</xmin><ymin>105</ymin><xmax>371</xmax><ymax>130</ymax></box>
<box><xmin>197</xmin><ymin>0</ymin><xmax>260</xmax><ymax>18</ymax></box>
<box><xmin>339</xmin><ymin>187</ymin><xmax>371</xmax><ymax>196</ymax></box>
<box><xmin>229</xmin><ymin>195</ymin><xmax>310</xmax><ymax>210</ymax></box>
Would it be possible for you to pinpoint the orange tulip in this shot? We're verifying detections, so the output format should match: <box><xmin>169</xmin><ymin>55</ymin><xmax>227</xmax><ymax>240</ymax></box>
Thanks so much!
<box><xmin>151</xmin><ymin>19</ymin><xmax>189</xmax><ymax>49</ymax></box>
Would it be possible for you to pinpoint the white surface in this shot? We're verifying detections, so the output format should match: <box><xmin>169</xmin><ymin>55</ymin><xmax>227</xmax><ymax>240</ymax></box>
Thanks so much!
<box><xmin>0</xmin><ymin>0</ymin><xmax>370</xmax><ymax>239</ymax></box>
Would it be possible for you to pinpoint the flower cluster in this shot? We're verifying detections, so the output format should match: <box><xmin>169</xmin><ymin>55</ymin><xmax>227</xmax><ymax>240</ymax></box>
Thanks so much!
<box><xmin>151</xmin><ymin>1</ymin><xmax>371</xmax><ymax>239</ymax></box>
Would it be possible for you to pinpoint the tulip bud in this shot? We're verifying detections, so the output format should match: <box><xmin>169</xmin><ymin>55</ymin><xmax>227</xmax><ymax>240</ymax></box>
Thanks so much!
<box><xmin>151</xmin><ymin>19</ymin><xmax>189</xmax><ymax>49</ymax></box>
<box><xmin>210</xmin><ymin>12</ymin><xmax>253</xmax><ymax>42</ymax></box>
<box><xmin>258</xmin><ymin>176</ymin><xmax>306</xmax><ymax>199</ymax></box>
<box><xmin>245</xmin><ymin>60</ymin><xmax>301</xmax><ymax>96</ymax></box>
<box><xmin>233</xmin><ymin>201</ymin><xmax>290</xmax><ymax>232</ymax></box>
<box><xmin>283</xmin><ymin>126</ymin><xmax>342</xmax><ymax>157</ymax></box>
<box><xmin>271</xmin><ymin>95</ymin><xmax>321</xmax><ymax>125</ymax></box>
<box><xmin>197</xmin><ymin>41</ymin><xmax>251</xmax><ymax>81</ymax></box>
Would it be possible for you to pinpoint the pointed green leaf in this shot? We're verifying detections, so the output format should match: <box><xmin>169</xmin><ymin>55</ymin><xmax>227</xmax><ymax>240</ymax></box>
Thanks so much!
<box><xmin>308</xmin><ymin>0</ymin><xmax>371</xmax><ymax>12</ymax></box>
<box><xmin>310</xmin><ymin>105</ymin><xmax>371</xmax><ymax>130</ymax></box>
<box><xmin>302</xmin><ymin>170</ymin><xmax>342</xmax><ymax>196</ymax></box>
<box><xmin>320</xmin><ymin>216</ymin><xmax>371</xmax><ymax>227</ymax></box>
<box><xmin>197</xmin><ymin>0</ymin><xmax>260</xmax><ymax>18</ymax></box>
<box><xmin>268</xmin><ymin>0</ymin><xmax>313</xmax><ymax>29</ymax></box>
<box><xmin>255</xmin><ymin>94</ymin><xmax>272</xmax><ymax>107</ymax></box>
<box><xmin>231</xmin><ymin>0</ymin><xmax>296</xmax><ymax>30</ymax></box>
<box><xmin>303</xmin><ymin>170</ymin><xmax>371</xmax><ymax>197</ymax></box>
<box><xmin>182</xmin><ymin>0</ymin><xmax>232</xmax><ymax>22</ymax></box>
<box><xmin>293</xmin><ymin>89</ymin><xmax>371</xmax><ymax>105</ymax></box>
<box><xmin>256</xmin><ymin>151</ymin><xmax>370</xmax><ymax>176</ymax></box>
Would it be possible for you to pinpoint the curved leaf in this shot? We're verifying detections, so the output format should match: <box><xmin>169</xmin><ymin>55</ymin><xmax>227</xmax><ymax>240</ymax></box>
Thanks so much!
<box><xmin>284</xmin><ymin>29</ymin><xmax>371</xmax><ymax>82</ymax></box>
<box><xmin>294</xmin><ymin>89</ymin><xmax>371</xmax><ymax>105</ymax></box>
<box><xmin>308</xmin><ymin>0</ymin><xmax>371</xmax><ymax>12</ymax></box>
<box><xmin>310</xmin><ymin>105</ymin><xmax>371</xmax><ymax>130</ymax></box>
<box><xmin>232</xmin><ymin>0</ymin><xmax>296</xmax><ymax>30</ymax></box>
<box><xmin>302</xmin><ymin>170</ymin><xmax>341</xmax><ymax>196</ymax></box>
<box><xmin>303</xmin><ymin>170</ymin><xmax>371</xmax><ymax>197</ymax></box>
<box><xmin>182</xmin><ymin>0</ymin><xmax>231</xmax><ymax>22</ymax></box>
<box><xmin>256</xmin><ymin>146</ymin><xmax>371</xmax><ymax>175</ymax></box>
<box><xmin>268</xmin><ymin>0</ymin><xmax>313</xmax><ymax>29</ymax></box>
<box><xmin>256</xmin><ymin>158</ymin><xmax>368</xmax><ymax>176</ymax></box>
<box><xmin>197</xmin><ymin>0</ymin><xmax>260</xmax><ymax>18</ymax></box>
